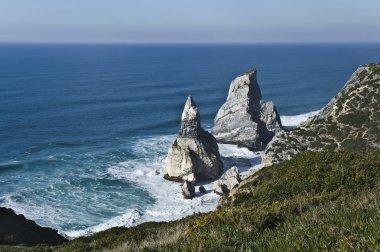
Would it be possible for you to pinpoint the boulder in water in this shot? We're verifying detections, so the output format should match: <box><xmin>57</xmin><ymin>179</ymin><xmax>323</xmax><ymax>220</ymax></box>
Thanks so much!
<box><xmin>182</xmin><ymin>181</ymin><xmax>195</xmax><ymax>199</ymax></box>
<box><xmin>199</xmin><ymin>185</ymin><xmax>207</xmax><ymax>194</ymax></box>
<box><xmin>214</xmin><ymin>166</ymin><xmax>241</xmax><ymax>195</ymax></box>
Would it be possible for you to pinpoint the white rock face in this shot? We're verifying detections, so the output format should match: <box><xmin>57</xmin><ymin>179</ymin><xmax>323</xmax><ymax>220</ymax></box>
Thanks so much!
<box><xmin>212</xmin><ymin>70</ymin><xmax>282</xmax><ymax>151</ymax></box>
<box><xmin>164</xmin><ymin>96</ymin><xmax>223</xmax><ymax>182</ymax></box>
<box><xmin>214</xmin><ymin>166</ymin><xmax>241</xmax><ymax>195</ymax></box>
<box><xmin>260</xmin><ymin>101</ymin><xmax>283</xmax><ymax>133</ymax></box>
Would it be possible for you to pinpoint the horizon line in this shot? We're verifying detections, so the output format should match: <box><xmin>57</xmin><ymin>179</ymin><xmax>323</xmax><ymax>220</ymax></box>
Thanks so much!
<box><xmin>1</xmin><ymin>41</ymin><xmax>380</xmax><ymax>46</ymax></box>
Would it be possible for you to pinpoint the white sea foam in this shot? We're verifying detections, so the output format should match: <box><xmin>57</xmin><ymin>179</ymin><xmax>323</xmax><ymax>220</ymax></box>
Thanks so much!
<box><xmin>64</xmin><ymin>209</ymin><xmax>142</xmax><ymax>238</ymax></box>
<box><xmin>62</xmin><ymin>136</ymin><xmax>262</xmax><ymax>238</ymax></box>
<box><xmin>60</xmin><ymin>110</ymin><xmax>317</xmax><ymax>238</ymax></box>
<box><xmin>1</xmin><ymin>111</ymin><xmax>317</xmax><ymax>239</ymax></box>
<box><xmin>0</xmin><ymin>193</ymin><xmax>69</xmax><ymax>233</ymax></box>
<box><xmin>280</xmin><ymin>110</ymin><xmax>319</xmax><ymax>127</ymax></box>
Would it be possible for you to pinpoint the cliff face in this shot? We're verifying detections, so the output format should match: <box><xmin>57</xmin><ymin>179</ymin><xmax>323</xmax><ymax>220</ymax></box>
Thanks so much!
<box><xmin>212</xmin><ymin>70</ymin><xmax>282</xmax><ymax>151</ymax></box>
<box><xmin>0</xmin><ymin>207</ymin><xmax>67</xmax><ymax>246</ymax></box>
<box><xmin>264</xmin><ymin>63</ymin><xmax>380</xmax><ymax>165</ymax></box>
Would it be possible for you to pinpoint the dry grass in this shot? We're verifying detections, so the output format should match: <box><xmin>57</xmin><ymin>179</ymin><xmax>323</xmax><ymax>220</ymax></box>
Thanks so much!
<box><xmin>106</xmin><ymin>223</ymin><xmax>185</xmax><ymax>252</ymax></box>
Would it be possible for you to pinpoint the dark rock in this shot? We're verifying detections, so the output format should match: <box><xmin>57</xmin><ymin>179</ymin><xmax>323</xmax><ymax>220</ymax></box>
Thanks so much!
<box><xmin>182</xmin><ymin>181</ymin><xmax>195</xmax><ymax>199</ymax></box>
<box><xmin>0</xmin><ymin>207</ymin><xmax>67</xmax><ymax>246</ymax></box>
<box><xmin>199</xmin><ymin>185</ymin><xmax>207</xmax><ymax>194</ymax></box>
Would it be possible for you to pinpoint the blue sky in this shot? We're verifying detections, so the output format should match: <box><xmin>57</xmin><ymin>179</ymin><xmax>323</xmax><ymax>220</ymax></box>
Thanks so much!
<box><xmin>1</xmin><ymin>0</ymin><xmax>380</xmax><ymax>43</ymax></box>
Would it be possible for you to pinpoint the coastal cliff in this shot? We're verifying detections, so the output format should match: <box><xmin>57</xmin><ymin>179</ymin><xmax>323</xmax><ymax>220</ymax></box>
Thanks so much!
<box><xmin>264</xmin><ymin>63</ymin><xmax>380</xmax><ymax>165</ymax></box>
<box><xmin>6</xmin><ymin>63</ymin><xmax>380</xmax><ymax>251</ymax></box>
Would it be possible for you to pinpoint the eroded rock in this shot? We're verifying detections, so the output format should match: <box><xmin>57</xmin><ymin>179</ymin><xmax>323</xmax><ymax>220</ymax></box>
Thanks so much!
<box><xmin>164</xmin><ymin>96</ymin><xmax>223</xmax><ymax>182</ymax></box>
<box><xmin>212</xmin><ymin>69</ymin><xmax>282</xmax><ymax>151</ymax></box>
<box><xmin>199</xmin><ymin>185</ymin><xmax>207</xmax><ymax>194</ymax></box>
<box><xmin>182</xmin><ymin>181</ymin><xmax>195</xmax><ymax>199</ymax></box>
<box><xmin>214</xmin><ymin>166</ymin><xmax>241</xmax><ymax>195</ymax></box>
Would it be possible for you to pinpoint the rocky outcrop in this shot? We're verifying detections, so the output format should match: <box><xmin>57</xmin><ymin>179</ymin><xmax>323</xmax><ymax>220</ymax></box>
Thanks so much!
<box><xmin>214</xmin><ymin>166</ymin><xmax>241</xmax><ymax>195</ymax></box>
<box><xmin>212</xmin><ymin>70</ymin><xmax>282</xmax><ymax>151</ymax></box>
<box><xmin>199</xmin><ymin>185</ymin><xmax>207</xmax><ymax>194</ymax></box>
<box><xmin>0</xmin><ymin>207</ymin><xmax>67</xmax><ymax>246</ymax></box>
<box><xmin>264</xmin><ymin>63</ymin><xmax>380</xmax><ymax>165</ymax></box>
<box><xmin>164</xmin><ymin>96</ymin><xmax>223</xmax><ymax>182</ymax></box>
<box><xmin>182</xmin><ymin>181</ymin><xmax>195</xmax><ymax>199</ymax></box>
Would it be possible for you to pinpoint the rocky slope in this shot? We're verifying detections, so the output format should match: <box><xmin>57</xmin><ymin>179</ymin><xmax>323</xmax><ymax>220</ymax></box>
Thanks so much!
<box><xmin>0</xmin><ymin>207</ymin><xmax>67</xmax><ymax>246</ymax></box>
<box><xmin>264</xmin><ymin>63</ymin><xmax>380</xmax><ymax>165</ymax></box>
<box><xmin>164</xmin><ymin>96</ymin><xmax>223</xmax><ymax>182</ymax></box>
<box><xmin>212</xmin><ymin>69</ymin><xmax>282</xmax><ymax>151</ymax></box>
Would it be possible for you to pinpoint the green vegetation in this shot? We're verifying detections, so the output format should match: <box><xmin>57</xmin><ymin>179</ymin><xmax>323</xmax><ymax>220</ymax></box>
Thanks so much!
<box><xmin>255</xmin><ymin>190</ymin><xmax>380</xmax><ymax>251</ymax></box>
<box><xmin>338</xmin><ymin>112</ymin><xmax>367</xmax><ymax>128</ymax></box>
<box><xmin>265</xmin><ymin>63</ymin><xmax>380</xmax><ymax>163</ymax></box>
<box><xmin>23</xmin><ymin>150</ymin><xmax>377</xmax><ymax>251</ymax></box>
<box><xmin>5</xmin><ymin>63</ymin><xmax>380</xmax><ymax>251</ymax></box>
<box><xmin>54</xmin><ymin>218</ymin><xmax>199</xmax><ymax>252</ymax></box>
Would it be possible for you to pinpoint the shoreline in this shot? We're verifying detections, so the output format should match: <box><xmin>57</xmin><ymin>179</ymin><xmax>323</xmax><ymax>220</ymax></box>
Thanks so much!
<box><xmin>64</xmin><ymin>143</ymin><xmax>262</xmax><ymax>239</ymax></box>
<box><xmin>0</xmin><ymin>110</ymin><xmax>317</xmax><ymax>239</ymax></box>
<box><xmin>61</xmin><ymin>110</ymin><xmax>317</xmax><ymax>239</ymax></box>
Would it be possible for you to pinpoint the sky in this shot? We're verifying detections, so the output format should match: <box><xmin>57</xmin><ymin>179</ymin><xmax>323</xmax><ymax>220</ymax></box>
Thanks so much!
<box><xmin>0</xmin><ymin>0</ymin><xmax>380</xmax><ymax>43</ymax></box>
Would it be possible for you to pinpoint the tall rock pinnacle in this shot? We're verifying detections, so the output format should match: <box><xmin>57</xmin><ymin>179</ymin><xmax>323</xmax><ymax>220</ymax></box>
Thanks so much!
<box><xmin>164</xmin><ymin>96</ymin><xmax>223</xmax><ymax>182</ymax></box>
<box><xmin>179</xmin><ymin>96</ymin><xmax>201</xmax><ymax>138</ymax></box>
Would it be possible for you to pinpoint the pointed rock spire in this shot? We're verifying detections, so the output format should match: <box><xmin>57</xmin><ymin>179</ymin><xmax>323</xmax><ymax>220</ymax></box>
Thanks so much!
<box><xmin>180</xmin><ymin>96</ymin><xmax>200</xmax><ymax>138</ymax></box>
<box><xmin>164</xmin><ymin>96</ymin><xmax>223</xmax><ymax>183</ymax></box>
<box><xmin>227</xmin><ymin>69</ymin><xmax>262</xmax><ymax>107</ymax></box>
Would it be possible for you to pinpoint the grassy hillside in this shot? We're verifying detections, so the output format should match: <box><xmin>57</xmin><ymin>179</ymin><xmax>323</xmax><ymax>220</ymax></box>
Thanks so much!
<box><xmin>42</xmin><ymin>150</ymin><xmax>380</xmax><ymax>251</ymax></box>
<box><xmin>264</xmin><ymin>63</ymin><xmax>380</xmax><ymax>164</ymax></box>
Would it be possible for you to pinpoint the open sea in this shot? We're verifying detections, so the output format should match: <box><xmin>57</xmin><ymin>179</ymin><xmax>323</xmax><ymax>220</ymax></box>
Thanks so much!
<box><xmin>1</xmin><ymin>43</ymin><xmax>380</xmax><ymax>238</ymax></box>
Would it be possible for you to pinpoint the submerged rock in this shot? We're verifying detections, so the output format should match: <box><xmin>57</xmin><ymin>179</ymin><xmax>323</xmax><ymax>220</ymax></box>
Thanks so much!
<box><xmin>199</xmin><ymin>185</ymin><xmax>207</xmax><ymax>194</ymax></box>
<box><xmin>212</xmin><ymin>69</ymin><xmax>282</xmax><ymax>151</ymax></box>
<box><xmin>182</xmin><ymin>181</ymin><xmax>195</xmax><ymax>199</ymax></box>
<box><xmin>164</xmin><ymin>96</ymin><xmax>223</xmax><ymax>182</ymax></box>
<box><xmin>214</xmin><ymin>166</ymin><xmax>241</xmax><ymax>195</ymax></box>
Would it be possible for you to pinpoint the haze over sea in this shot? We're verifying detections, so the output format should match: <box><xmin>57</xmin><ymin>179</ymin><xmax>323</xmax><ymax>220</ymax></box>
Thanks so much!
<box><xmin>1</xmin><ymin>43</ymin><xmax>380</xmax><ymax>238</ymax></box>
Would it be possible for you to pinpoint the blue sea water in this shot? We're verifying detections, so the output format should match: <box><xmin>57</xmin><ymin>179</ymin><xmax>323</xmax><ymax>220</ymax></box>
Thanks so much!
<box><xmin>0</xmin><ymin>43</ymin><xmax>380</xmax><ymax>237</ymax></box>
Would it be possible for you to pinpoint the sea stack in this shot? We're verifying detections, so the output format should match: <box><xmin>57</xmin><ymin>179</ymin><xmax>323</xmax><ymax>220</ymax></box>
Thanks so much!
<box><xmin>164</xmin><ymin>96</ymin><xmax>223</xmax><ymax>182</ymax></box>
<box><xmin>212</xmin><ymin>69</ymin><xmax>282</xmax><ymax>151</ymax></box>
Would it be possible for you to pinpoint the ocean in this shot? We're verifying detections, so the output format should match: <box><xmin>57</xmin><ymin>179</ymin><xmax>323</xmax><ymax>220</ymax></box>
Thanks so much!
<box><xmin>1</xmin><ymin>43</ymin><xmax>380</xmax><ymax>238</ymax></box>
